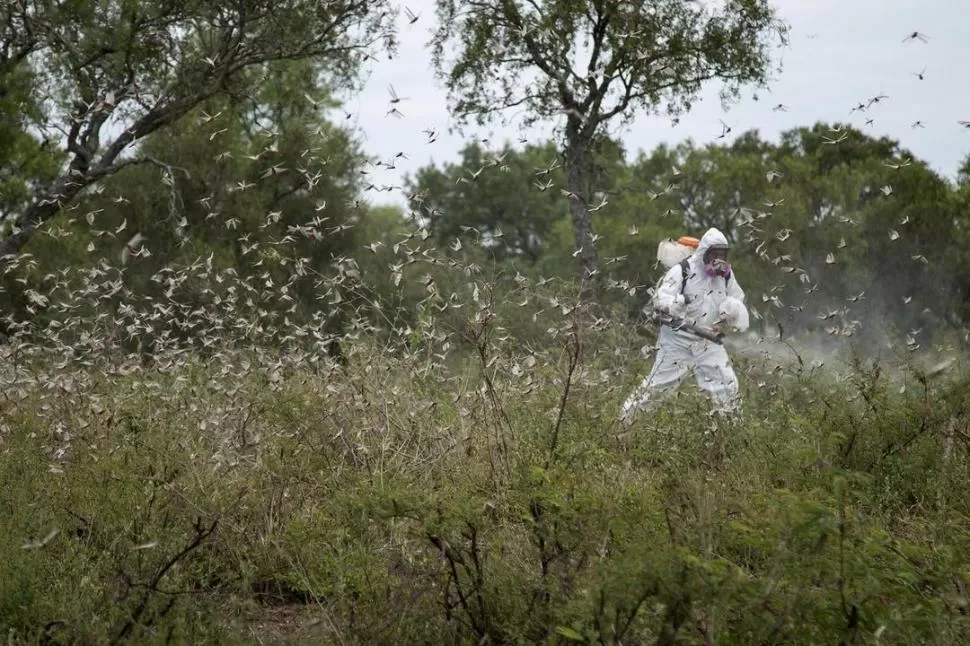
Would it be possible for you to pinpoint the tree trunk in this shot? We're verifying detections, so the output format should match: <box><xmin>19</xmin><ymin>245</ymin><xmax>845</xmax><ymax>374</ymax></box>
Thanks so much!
<box><xmin>564</xmin><ymin>118</ymin><xmax>599</xmax><ymax>296</ymax></box>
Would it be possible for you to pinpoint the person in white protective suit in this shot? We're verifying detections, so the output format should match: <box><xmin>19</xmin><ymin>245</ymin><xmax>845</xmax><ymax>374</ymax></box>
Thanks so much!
<box><xmin>621</xmin><ymin>227</ymin><xmax>750</xmax><ymax>423</ymax></box>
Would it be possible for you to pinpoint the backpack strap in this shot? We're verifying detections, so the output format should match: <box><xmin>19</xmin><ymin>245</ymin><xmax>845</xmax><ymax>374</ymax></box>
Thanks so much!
<box><xmin>679</xmin><ymin>259</ymin><xmax>690</xmax><ymax>299</ymax></box>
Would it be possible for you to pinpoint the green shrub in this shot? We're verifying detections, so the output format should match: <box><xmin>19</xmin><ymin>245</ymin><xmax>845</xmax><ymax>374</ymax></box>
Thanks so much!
<box><xmin>3</xmin><ymin>279</ymin><xmax>970</xmax><ymax>644</ymax></box>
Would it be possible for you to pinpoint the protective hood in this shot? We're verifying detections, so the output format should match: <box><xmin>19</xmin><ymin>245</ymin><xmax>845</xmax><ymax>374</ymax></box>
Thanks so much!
<box><xmin>692</xmin><ymin>227</ymin><xmax>729</xmax><ymax>262</ymax></box>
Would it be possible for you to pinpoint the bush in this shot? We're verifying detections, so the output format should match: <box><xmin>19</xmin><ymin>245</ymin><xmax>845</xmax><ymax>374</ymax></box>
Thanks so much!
<box><xmin>3</xmin><ymin>287</ymin><xmax>970</xmax><ymax>644</ymax></box>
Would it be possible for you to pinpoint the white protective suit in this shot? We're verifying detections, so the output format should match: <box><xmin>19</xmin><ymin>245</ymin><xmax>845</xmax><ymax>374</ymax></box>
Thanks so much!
<box><xmin>621</xmin><ymin>228</ymin><xmax>750</xmax><ymax>422</ymax></box>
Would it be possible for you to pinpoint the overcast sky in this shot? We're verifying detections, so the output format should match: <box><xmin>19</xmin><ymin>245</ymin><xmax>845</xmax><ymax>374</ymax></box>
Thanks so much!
<box><xmin>337</xmin><ymin>0</ymin><xmax>970</xmax><ymax>211</ymax></box>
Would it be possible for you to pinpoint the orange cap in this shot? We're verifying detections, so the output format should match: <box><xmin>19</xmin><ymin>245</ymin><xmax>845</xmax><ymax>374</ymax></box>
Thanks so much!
<box><xmin>677</xmin><ymin>236</ymin><xmax>700</xmax><ymax>249</ymax></box>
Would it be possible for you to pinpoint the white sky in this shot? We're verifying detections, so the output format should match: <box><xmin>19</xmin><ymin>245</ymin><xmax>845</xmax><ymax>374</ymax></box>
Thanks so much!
<box><xmin>337</xmin><ymin>0</ymin><xmax>970</xmax><ymax>211</ymax></box>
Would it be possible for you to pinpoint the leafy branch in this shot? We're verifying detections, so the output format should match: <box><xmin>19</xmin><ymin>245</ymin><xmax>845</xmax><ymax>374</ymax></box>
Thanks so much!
<box><xmin>113</xmin><ymin>517</ymin><xmax>219</xmax><ymax>644</ymax></box>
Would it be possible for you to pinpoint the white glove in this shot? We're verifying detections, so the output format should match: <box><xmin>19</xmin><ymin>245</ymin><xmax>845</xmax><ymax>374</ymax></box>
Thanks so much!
<box><xmin>718</xmin><ymin>296</ymin><xmax>749</xmax><ymax>333</ymax></box>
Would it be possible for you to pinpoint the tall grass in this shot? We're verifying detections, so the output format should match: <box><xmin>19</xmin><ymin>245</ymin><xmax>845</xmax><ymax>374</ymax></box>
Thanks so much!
<box><xmin>2</xmin><ymin>276</ymin><xmax>969</xmax><ymax>644</ymax></box>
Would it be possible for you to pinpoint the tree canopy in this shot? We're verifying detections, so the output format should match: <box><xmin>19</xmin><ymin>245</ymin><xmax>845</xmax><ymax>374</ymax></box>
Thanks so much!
<box><xmin>429</xmin><ymin>0</ymin><xmax>789</xmax><ymax>288</ymax></box>
<box><xmin>0</xmin><ymin>0</ymin><xmax>395</xmax><ymax>267</ymax></box>
<box><xmin>404</xmin><ymin>123</ymin><xmax>970</xmax><ymax>350</ymax></box>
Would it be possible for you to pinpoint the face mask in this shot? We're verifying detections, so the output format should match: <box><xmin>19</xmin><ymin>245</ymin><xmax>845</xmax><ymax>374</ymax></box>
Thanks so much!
<box><xmin>704</xmin><ymin>259</ymin><xmax>731</xmax><ymax>278</ymax></box>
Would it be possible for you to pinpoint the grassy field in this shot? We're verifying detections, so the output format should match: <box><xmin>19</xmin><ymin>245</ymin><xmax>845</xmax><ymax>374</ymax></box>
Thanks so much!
<box><xmin>2</xmin><ymin>291</ymin><xmax>970</xmax><ymax>644</ymax></box>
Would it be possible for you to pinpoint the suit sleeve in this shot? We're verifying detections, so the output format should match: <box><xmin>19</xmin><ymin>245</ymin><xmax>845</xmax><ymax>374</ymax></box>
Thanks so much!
<box><xmin>722</xmin><ymin>273</ymin><xmax>750</xmax><ymax>332</ymax></box>
<box><xmin>650</xmin><ymin>264</ymin><xmax>685</xmax><ymax>313</ymax></box>
<box><xmin>726</xmin><ymin>273</ymin><xmax>745</xmax><ymax>303</ymax></box>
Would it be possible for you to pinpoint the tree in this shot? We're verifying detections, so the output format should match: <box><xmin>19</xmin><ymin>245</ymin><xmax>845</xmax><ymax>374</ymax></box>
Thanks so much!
<box><xmin>8</xmin><ymin>59</ymin><xmax>374</xmax><ymax>353</ymax></box>
<box><xmin>429</xmin><ymin>0</ymin><xmax>788</xmax><ymax>294</ymax></box>
<box><xmin>404</xmin><ymin>140</ymin><xmax>569</xmax><ymax>263</ymax></box>
<box><xmin>0</xmin><ymin>0</ymin><xmax>395</xmax><ymax>271</ymax></box>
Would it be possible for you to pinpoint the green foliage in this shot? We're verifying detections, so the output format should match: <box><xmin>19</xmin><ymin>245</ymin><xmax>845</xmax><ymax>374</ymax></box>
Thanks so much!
<box><xmin>430</xmin><ymin>0</ymin><xmax>788</xmax><ymax>131</ymax></box>
<box><xmin>957</xmin><ymin>154</ymin><xmax>970</xmax><ymax>187</ymax></box>
<box><xmin>0</xmin><ymin>0</ymin><xmax>396</xmax><ymax>264</ymax></box>
<box><xmin>428</xmin><ymin>0</ymin><xmax>789</xmax><ymax>285</ymax></box>
<box><xmin>2</xmin><ymin>59</ymin><xmax>379</xmax><ymax>349</ymax></box>
<box><xmin>404</xmin><ymin>123</ymin><xmax>970</xmax><ymax>345</ymax></box>
<box><xmin>405</xmin><ymin>140</ymin><xmax>569</xmax><ymax>263</ymax></box>
<box><xmin>2</xmin><ymin>296</ymin><xmax>970</xmax><ymax>643</ymax></box>
<box><xmin>0</xmin><ymin>67</ymin><xmax>64</xmax><ymax>229</ymax></box>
